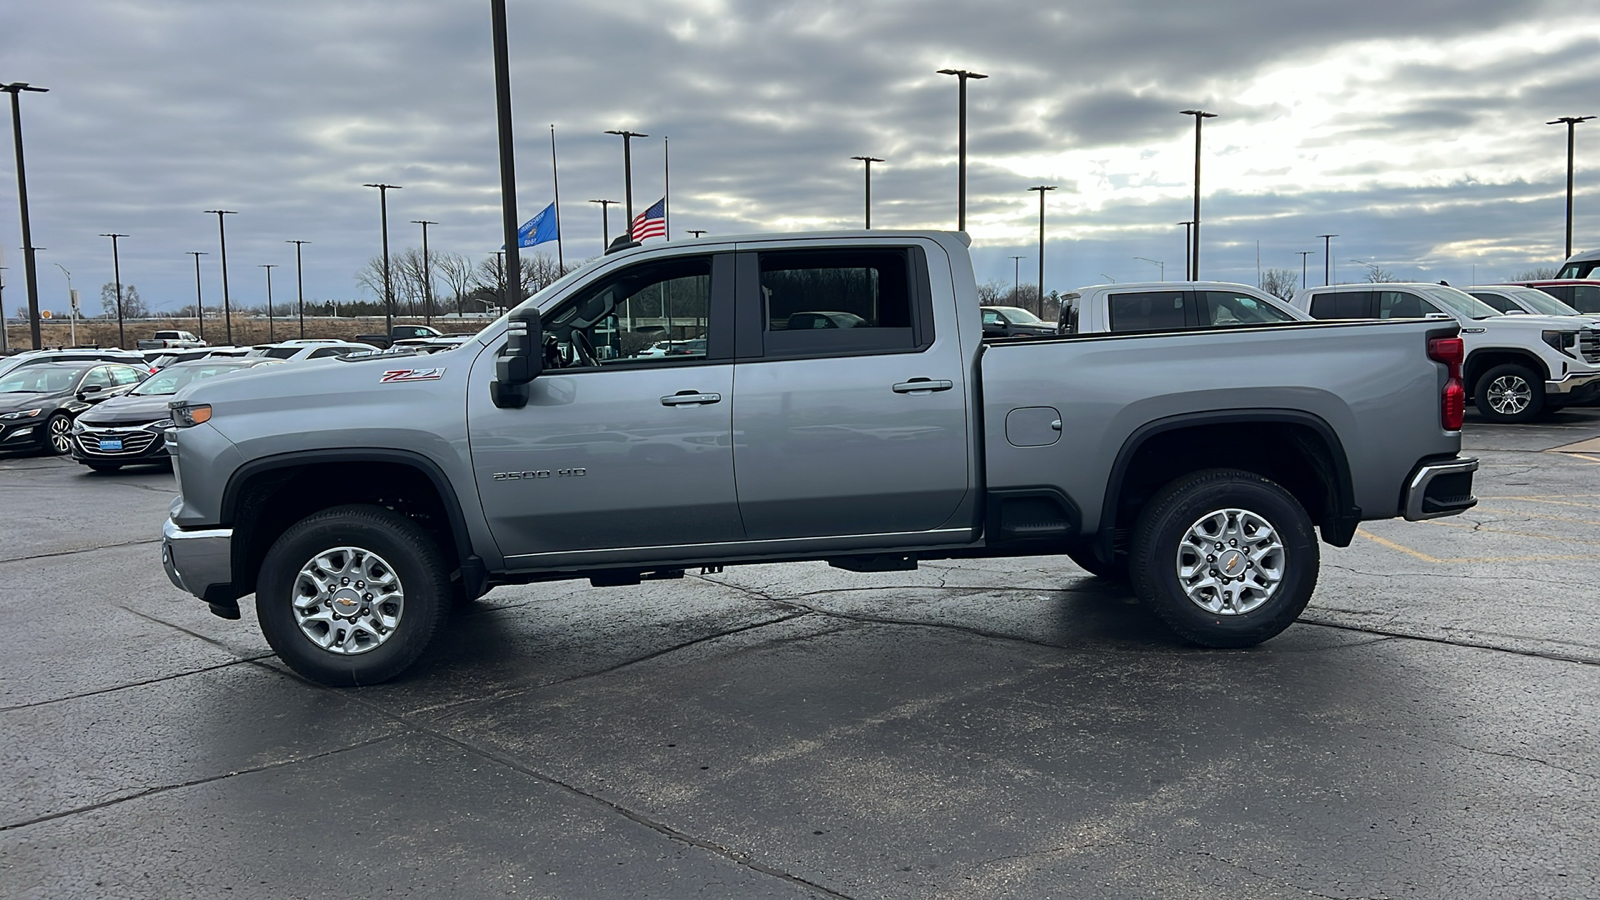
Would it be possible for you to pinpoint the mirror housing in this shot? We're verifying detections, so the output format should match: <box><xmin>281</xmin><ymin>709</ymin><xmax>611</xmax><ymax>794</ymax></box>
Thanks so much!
<box><xmin>492</xmin><ymin>307</ymin><xmax>542</xmax><ymax>409</ymax></box>
<box><xmin>78</xmin><ymin>384</ymin><xmax>104</xmax><ymax>398</ymax></box>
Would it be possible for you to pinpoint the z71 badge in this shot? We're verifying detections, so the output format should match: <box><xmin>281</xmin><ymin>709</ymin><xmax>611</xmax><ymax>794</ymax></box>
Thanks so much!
<box><xmin>379</xmin><ymin>367</ymin><xmax>446</xmax><ymax>383</ymax></box>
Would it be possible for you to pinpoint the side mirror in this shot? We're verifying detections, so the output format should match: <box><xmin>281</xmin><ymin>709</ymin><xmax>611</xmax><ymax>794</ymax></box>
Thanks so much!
<box><xmin>78</xmin><ymin>384</ymin><xmax>104</xmax><ymax>398</ymax></box>
<box><xmin>491</xmin><ymin>307</ymin><xmax>542</xmax><ymax>409</ymax></box>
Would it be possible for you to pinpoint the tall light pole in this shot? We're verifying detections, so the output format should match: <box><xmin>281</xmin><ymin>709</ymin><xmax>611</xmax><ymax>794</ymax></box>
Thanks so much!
<box><xmin>604</xmin><ymin>129</ymin><xmax>647</xmax><ymax>227</ymax></box>
<box><xmin>1317</xmin><ymin>233</ymin><xmax>1338</xmax><ymax>285</ymax></box>
<box><xmin>850</xmin><ymin>156</ymin><xmax>884</xmax><ymax>228</ymax></box>
<box><xmin>411</xmin><ymin>220</ymin><xmax>437</xmax><ymax>324</ymax></box>
<box><xmin>1349</xmin><ymin>258</ymin><xmax>1381</xmax><ymax>282</ymax></box>
<box><xmin>936</xmin><ymin>68</ymin><xmax>987</xmax><ymax>232</ymax></box>
<box><xmin>362</xmin><ymin>183</ymin><xmax>401</xmax><ymax>333</ymax></box>
<box><xmin>50</xmin><ymin>260</ymin><xmax>74</xmax><ymax>347</ymax></box>
<box><xmin>100</xmin><ymin>233</ymin><xmax>129</xmax><ymax>348</ymax></box>
<box><xmin>1009</xmin><ymin>254</ymin><xmax>1025</xmax><ymax>303</ymax></box>
<box><xmin>490</xmin><ymin>0</ymin><xmax>522</xmax><ymax>311</ymax></box>
<box><xmin>1547</xmin><ymin>116</ymin><xmax>1595</xmax><ymax>259</ymax></box>
<box><xmin>3</xmin><ymin>82</ymin><xmax>49</xmax><ymax>349</ymax></box>
<box><xmin>1180</xmin><ymin>109</ymin><xmax>1216</xmax><ymax>280</ymax></box>
<box><xmin>589</xmin><ymin>199</ymin><xmax>618</xmax><ymax>251</ymax></box>
<box><xmin>1296</xmin><ymin>250</ymin><xmax>1312</xmax><ymax>289</ymax></box>
<box><xmin>285</xmin><ymin>240</ymin><xmax>309</xmax><ymax>339</ymax></box>
<box><xmin>1135</xmin><ymin>256</ymin><xmax>1165</xmax><ymax>281</ymax></box>
<box><xmin>186</xmin><ymin>251</ymin><xmax>207</xmax><ymax>340</ymax></box>
<box><xmin>1028</xmin><ymin>185</ymin><xmax>1056</xmax><ymax>317</ymax></box>
<box><xmin>687</xmin><ymin>229</ymin><xmax>707</xmax><ymax>238</ymax></box>
<box><xmin>204</xmin><ymin>210</ymin><xmax>237</xmax><ymax>344</ymax></box>
<box><xmin>258</xmin><ymin>264</ymin><xmax>279</xmax><ymax>342</ymax></box>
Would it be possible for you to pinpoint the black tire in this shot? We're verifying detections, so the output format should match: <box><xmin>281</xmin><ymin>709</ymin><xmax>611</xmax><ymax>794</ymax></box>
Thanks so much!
<box><xmin>85</xmin><ymin>462</ymin><xmax>123</xmax><ymax>473</ymax></box>
<box><xmin>1065</xmin><ymin>544</ymin><xmax>1128</xmax><ymax>581</ymax></box>
<box><xmin>42</xmin><ymin>413</ymin><xmax>73</xmax><ymax>455</ymax></box>
<box><xmin>256</xmin><ymin>504</ymin><xmax>451</xmax><ymax>687</ymax></box>
<box><xmin>1129</xmin><ymin>468</ymin><xmax>1318</xmax><ymax>648</ymax></box>
<box><xmin>1473</xmin><ymin>363</ymin><xmax>1544</xmax><ymax>424</ymax></box>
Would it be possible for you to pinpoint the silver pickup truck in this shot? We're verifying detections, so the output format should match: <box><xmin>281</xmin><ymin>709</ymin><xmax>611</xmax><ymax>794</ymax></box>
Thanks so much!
<box><xmin>160</xmin><ymin>231</ymin><xmax>1479</xmax><ymax>686</ymax></box>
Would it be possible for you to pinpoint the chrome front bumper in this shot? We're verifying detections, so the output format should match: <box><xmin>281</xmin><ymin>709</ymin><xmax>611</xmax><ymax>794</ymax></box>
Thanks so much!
<box><xmin>162</xmin><ymin>517</ymin><xmax>234</xmax><ymax>601</ymax></box>
<box><xmin>1403</xmin><ymin>458</ymin><xmax>1479</xmax><ymax>521</ymax></box>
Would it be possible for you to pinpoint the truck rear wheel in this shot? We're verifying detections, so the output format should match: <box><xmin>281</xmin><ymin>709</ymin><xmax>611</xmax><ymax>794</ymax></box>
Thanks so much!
<box><xmin>1474</xmin><ymin>363</ymin><xmax>1544</xmax><ymax>423</ymax></box>
<box><xmin>1129</xmin><ymin>468</ymin><xmax>1318</xmax><ymax>648</ymax></box>
<box><xmin>256</xmin><ymin>504</ymin><xmax>450</xmax><ymax>686</ymax></box>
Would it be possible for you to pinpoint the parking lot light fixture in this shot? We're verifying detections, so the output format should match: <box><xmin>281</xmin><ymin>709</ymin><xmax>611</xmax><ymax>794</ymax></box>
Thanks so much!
<box><xmin>1009</xmin><ymin>255</ymin><xmax>1025</xmax><ymax>302</ymax></box>
<box><xmin>1180</xmin><ymin>109</ymin><xmax>1217</xmax><ymax>280</ymax></box>
<box><xmin>604</xmin><ymin>130</ymin><xmax>647</xmax><ymax>226</ymax></box>
<box><xmin>411</xmin><ymin>220</ymin><xmax>438</xmax><ymax>324</ymax></box>
<box><xmin>850</xmin><ymin>156</ymin><xmax>884</xmax><ymax>228</ymax></box>
<box><xmin>589</xmin><ymin>199</ymin><xmax>619</xmax><ymax>251</ymax></box>
<box><xmin>362</xmin><ymin>183</ymin><xmax>401</xmax><ymax>334</ymax></box>
<box><xmin>204</xmin><ymin>210</ymin><xmax>237</xmax><ymax>344</ymax></box>
<box><xmin>937</xmin><ymin>69</ymin><xmax>987</xmax><ymax>231</ymax></box>
<box><xmin>687</xmin><ymin>229</ymin><xmax>707</xmax><ymax>238</ymax></box>
<box><xmin>1547</xmin><ymin>116</ymin><xmax>1596</xmax><ymax>259</ymax></box>
<box><xmin>1028</xmin><ymin>185</ymin><xmax>1056</xmax><ymax>316</ymax></box>
<box><xmin>186</xmin><ymin>251</ymin><xmax>206</xmax><ymax>340</ymax></box>
<box><xmin>1318</xmin><ymin>234</ymin><xmax>1338</xmax><ymax>285</ymax></box>
<box><xmin>259</xmin><ymin>263</ymin><xmax>278</xmax><ymax>342</ymax></box>
<box><xmin>100</xmin><ymin>233</ymin><xmax>129</xmax><ymax>349</ymax></box>
<box><xmin>1135</xmin><ymin>256</ymin><xmax>1165</xmax><ymax>281</ymax></box>
<box><xmin>1296</xmin><ymin>250</ymin><xmax>1313</xmax><ymax>289</ymax></box>
<box><xmin>3</xmin><ymin>81</ymin><xmax>48</xmax><ymax>349</ymax></box>
<box><xmin>286</xmin><ymin>240</ymin><xmax>309</xmax><ymax>339</ymax></box>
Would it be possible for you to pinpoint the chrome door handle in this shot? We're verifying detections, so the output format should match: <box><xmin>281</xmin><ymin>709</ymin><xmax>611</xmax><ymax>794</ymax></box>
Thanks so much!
<box><xmin>661</xmin><ymin>391</ymin><xmax>722</xmax><ymax>406</ymax></box>
<box><xmin>892</xmin><ymin>378</ymin><xmax>954</xmax><ymax>394</ymax></box>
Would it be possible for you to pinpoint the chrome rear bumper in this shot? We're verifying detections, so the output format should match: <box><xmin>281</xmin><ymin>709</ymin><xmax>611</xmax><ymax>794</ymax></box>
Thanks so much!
<box><xmin>1403</xmin><ymin>458</ymin><xmax>1479</xmax><ymax>521</ymax></box>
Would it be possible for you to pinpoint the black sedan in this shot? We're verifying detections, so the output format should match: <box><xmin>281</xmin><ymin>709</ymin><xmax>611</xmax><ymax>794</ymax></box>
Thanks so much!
<box><xmin>70</xmin><ymin>357</ymin><xmax>282</xmax><ymax>471</ymax></box>
<box><xmin>0</xmin><ymin>361</ymin><xmax>149</xmax><ymax>456</ymax></box>
<box><xmin>980</xmin><ymin>305</ymin><xmax>1057</xmax><ymax>337</ymax></box>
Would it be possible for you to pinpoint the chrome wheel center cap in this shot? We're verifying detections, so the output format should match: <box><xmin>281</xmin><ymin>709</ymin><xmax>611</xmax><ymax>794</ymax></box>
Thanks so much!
<box><xmin>330</xmin><ymin>590</ymin><xmax>364</xmax><ymax>617</ymax></box>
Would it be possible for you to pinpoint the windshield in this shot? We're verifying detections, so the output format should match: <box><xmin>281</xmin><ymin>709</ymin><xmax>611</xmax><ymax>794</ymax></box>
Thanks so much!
<box><xmin>133</xmin><ymin>363</ymin><xmax>255</xmax><ymax>396</ymax></box>
<box><xmin>1557</xmin><ymin>261</ymin><xmax>1599</xmax><ymax>279</ymax></box>
<box><xmin>990</xmin><ymin>306</ymin><xmax>1043</xmax><ymax>324</ymax></box>
<box><xmin>0</xmin><ymin>366</ymin><xmax>85</xmax><ymax>393</ymax></box>
<box><xmin>1430</xmin><ymin>287</ymin><xmax>1503</xmax><ymax>320</ymax></box>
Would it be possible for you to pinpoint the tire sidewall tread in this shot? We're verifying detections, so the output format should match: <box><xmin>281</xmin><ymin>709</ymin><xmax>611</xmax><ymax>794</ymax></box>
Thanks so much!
<box><xmin>1129</xmin><ymin>468</ymin><xmax>1318</xmax><ymax>648</ymax></box>
<box><xmin>256</xmin><ymin>503</ymin><xmax>450</xmax><ymax>687</ymax></box>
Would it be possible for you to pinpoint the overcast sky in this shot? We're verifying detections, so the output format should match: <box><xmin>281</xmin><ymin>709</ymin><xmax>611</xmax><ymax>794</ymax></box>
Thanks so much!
<box><xmin>4</xmin><ymin>0</ymin><xmax>1600</xmax><ymax>315</ymax></box>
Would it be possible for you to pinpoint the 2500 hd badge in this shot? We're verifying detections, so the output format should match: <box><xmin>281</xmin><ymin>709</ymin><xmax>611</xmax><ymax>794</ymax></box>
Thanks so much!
<box><xmin>491</xmin><ymin>468</ymin><xmax>587</xmax><ymax>480</ymax></box>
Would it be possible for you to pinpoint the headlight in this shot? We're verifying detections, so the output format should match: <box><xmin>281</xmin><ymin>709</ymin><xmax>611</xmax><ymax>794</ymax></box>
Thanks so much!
<box><xmin>148</xmin><ymin>418</ymin><xmax>175</xmax><ymax>430</ymax></box>
<box><xmin>0</xmin><ymin>408</ymin><xmax>43</xmax><ymax>421</ymax></box>
<box><xmin>1542</xmin><ymin>330</ymin><xmax>1579</xmax><ymax>355</ymax></box>
<box><xmin>168</xmin><ymin>402</ymin><xmax>212</xmax><ymax>427</ymax></box>
<box><xmin>72</xmin><ymin>419</ymin><xmax>88</xmax><ymax>434</ymax></box>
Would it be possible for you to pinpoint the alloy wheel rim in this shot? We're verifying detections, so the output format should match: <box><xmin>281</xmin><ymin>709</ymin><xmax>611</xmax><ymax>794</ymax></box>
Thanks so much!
<box><xmin>1486</xmin><ymin>375</ymin><xmax>1532</xmax><ymax>416</ymax></box>
<box><xmin>1175</xmin><ymin>507</ymin><xmax>1285</xmax><ymax>616</ymax></box>
<box><xmin>48</xmin><ymin>416</ymin><xmax>72</xmax><ymax>454</ymax></box>
<box><xmin>292</xmin><ymin>546</ymin><xmax>404</xmax><ymax>655</ymax></box>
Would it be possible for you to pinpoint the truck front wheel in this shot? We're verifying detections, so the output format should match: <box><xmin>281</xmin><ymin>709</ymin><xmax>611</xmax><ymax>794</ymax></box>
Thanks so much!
<box><xmin>256</xmin><ymin>504</ymin><xmax>451</xmax><ymax>686</ymax></box>
<box><xmin>1474</xmin><ymin>363</ymin><xmax>1544</xmax><ymax>423</ymax></box>
<box><xmin>1129</xmin><ymin>469</ymin><xmax>1318</xmax><ymax>648</ymax></box>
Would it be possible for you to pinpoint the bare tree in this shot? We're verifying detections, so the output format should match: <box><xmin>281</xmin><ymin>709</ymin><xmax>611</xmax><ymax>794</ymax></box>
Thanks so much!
<box><xmin>99</xmin><ymin>283</ymin><xmax>149</xmax><ymax>318</ymax></box>
<box><xmin>1259</xmin><ymin>268</ymin><xmax>1299</xmax><ymax>301</ymax></box>
<box><xmin>1510</xmin><ymin>267</ymin><xmax>1558</xmax><ymax>281</ymax></box>
<box><xmin>435</xmin><ymin>251</ymin><xmax>475</xmax><ymax>317</ymax></box>
<box><xmin>1362</xmin><ymin>266</ymin><xmax>1403</xmax><ymax>283</ymax></box>
<box><xmin>471</xmin><ymin>252</ymin><xmax>572</xmax><ymax>308</ymax></box>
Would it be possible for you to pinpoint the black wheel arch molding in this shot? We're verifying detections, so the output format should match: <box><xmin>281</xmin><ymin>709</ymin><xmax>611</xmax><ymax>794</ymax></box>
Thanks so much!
<box><xmin>217</xmin><ymin>448</ymin><xmax>489</xmax><ymax>602</ymax></box>
<box><xmin>1093</xmin><ymin>408</ymin><xmax>1361</xmax><ymax>558</ymax></box>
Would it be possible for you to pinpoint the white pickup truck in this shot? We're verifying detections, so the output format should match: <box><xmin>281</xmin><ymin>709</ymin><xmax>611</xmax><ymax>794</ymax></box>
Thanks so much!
<box><xmin>1291</xmin><ymin>282</ymin><xmax>1600</xmax><ymax>422</ymax></box>
<box><xmin>135</xmin><ymin>330</ymin><xmax>207</xmax><ymax>351</ymax></box>
<box><xmin>1058</xmin><ymin>282</ymin><xmax>1306</xmax><ymax>334</ymax></box>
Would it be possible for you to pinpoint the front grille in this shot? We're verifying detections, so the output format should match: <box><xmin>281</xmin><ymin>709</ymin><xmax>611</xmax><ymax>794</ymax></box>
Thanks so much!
<box><xmin>75</xmin><ymin>428</ymin><xmax>161</xmax><ymax>457</ymax></box>
<box><xmin>1580</xmin><ymin>329</ymin><xmax>1600</xmax><ymax>364</ymax></box>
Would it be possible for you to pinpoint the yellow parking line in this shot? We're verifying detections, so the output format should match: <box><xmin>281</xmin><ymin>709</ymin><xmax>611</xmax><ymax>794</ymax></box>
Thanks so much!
<box><xmin>1472</xmin><ymin>508</ymin><xmax>1600</xmax><ymax>527</ymax></box>
<box><xmin>1478</xmin><ymin>495</ymin><xmax>1600</xmax><ymax>510</ymax></box>
<box><xmin>1355</xmin><ymin>528</ymin><xmax>1595</xmax><ymax>564</ymax></box>
<box><xmin>1422</xmin><ymin>518</ymin><xmax>1600</xmax><ymax>546</ymax></box>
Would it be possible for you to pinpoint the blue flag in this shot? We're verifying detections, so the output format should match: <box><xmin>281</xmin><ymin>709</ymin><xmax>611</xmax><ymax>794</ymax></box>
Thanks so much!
<box><xmin>514</xmin><ymin>202</ymin><xmax>559</xmax><ymax>248</ymax></box>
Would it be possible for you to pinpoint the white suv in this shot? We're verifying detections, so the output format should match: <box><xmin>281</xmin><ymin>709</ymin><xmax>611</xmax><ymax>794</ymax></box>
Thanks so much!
<box><xmin>1291</xmin><ymin>282</ymin><xmax>1600</xmax><ymax>423</ymax></box>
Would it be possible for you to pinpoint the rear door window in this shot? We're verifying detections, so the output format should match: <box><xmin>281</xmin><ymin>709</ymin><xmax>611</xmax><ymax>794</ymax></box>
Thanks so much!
<box><xmin>1570</xmin><ymin>285</ymin><xmax>1600</xmax><ymax>313</ymax></box>
<box><xmin>751</xmin><ymin>248</ymin><xmax>929</xmax><ymax>357</ymax></box>
<box><xmin>1307</xmin><ymin>291</ymin><xmax>1372</xmax><ymax>319</ymax></box>
<box><xmin>1469</xmin><ymin>292</ymin><xmax>1516</xmax><ymax>313</ymax></box>
<box><xmin>1107</xmin><ymin>290</ymin><xmax>1188</xmax><ymax>331</ymax></box>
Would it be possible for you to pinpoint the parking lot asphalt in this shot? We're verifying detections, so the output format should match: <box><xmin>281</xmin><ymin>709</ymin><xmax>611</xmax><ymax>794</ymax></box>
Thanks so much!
<box><xmin>2</xmin><ymin>410</ymin><xmax>1598</xmax><ymax>899</ymax></box>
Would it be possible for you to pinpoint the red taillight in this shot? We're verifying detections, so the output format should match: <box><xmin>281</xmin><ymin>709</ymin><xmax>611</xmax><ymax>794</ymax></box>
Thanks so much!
<box><xmin>1428</xmin><ymin>337</ymin><xmax>1465</xmax><ymax>431</ymax></box>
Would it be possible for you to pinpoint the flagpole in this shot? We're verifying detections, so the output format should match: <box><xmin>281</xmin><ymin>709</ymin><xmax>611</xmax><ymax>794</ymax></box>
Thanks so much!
<box><xmin>550</xmin><ymin>123</ymin><xmax>564</xmax><ymax>270</ymax></box>
<box><xmin>664</xmin><ymin>135</ymin><xmax>671</xmax><ymax>241</ymax></box>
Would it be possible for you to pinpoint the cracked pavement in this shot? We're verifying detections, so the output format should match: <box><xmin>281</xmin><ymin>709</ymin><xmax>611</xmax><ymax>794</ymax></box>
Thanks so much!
<box><xmin>2</xmin><ymin>408</ymin><xmax>1598</xmax><ymax>898</ymax></box>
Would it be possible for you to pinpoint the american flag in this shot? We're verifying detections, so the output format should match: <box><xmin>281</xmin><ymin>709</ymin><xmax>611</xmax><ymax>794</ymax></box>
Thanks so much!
<box><xmin>630</xmin><ymin>197</ymin><xmax>667</xmax><ymax>241</ymax></box>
